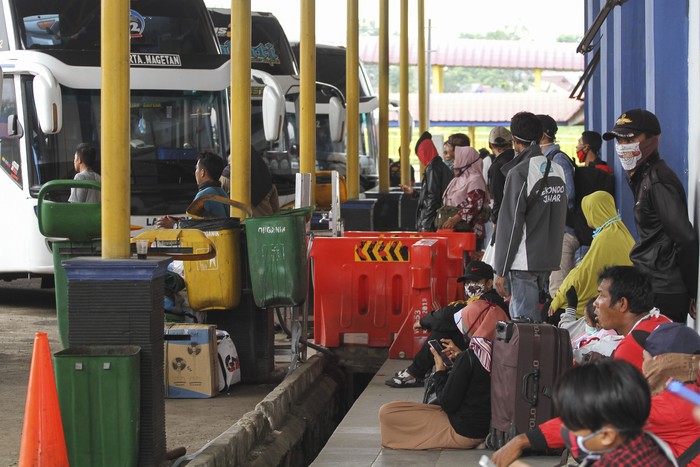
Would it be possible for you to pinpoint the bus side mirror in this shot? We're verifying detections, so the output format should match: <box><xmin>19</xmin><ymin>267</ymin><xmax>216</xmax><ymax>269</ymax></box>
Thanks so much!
<box><xmin>328</xmin><ymin>96</ymin><xmax>345</xmax><ymax>143</ymax></box>
<box><xmin>262</xmin><ymin>85</ymin><xmax>284</xmax><ymax>142</ymax></box>
<box><xmin>33</xmin><ymin>74</ymin><xmax>62</xmax><ymax>134</ymax></box>
<box><xmin>6</xmin><ymin>114</ymin><xmax>24</xmax><ymax>138</ymax></box>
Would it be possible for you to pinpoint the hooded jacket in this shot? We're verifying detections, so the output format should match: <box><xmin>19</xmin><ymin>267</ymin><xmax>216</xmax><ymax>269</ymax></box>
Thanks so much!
<box><xmin>493</xmin><ymin>144</ymin><xmax>568</xmax><ymax>275</ymax></box>
<box><xmin>414</xmin><ymin>132</ymin><xmax>454</xmax><ymax>231</ymax></box>
<box><xmin>628</xmin><ymin>152</ymin><xmax>699</xmax><ymax>297</ymax></box>
<box><xmin>550</xmin><ymin>191</ymin><xmax>635</xmax><ymax>316</ymax></box>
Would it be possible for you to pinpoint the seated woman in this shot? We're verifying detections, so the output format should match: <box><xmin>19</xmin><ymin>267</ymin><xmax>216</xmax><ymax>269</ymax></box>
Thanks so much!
<box><xmin>385</xmin><ymin>261</ymin><xmax>506</xmax><ymax>388</ymax></box>
<box><xmin>548</xmin><ymin>191</ymin><xmax>634</xmax><ymax>319</ymax></box>
<box><xmin>379</xmin><ymin>299</ymin><xmax>508</xmax><ymax>450</ymax></box>
<box><xmin>438</xmin><ymin>146</ymin><xmax>489</xmax><ymax>248</ymax></box>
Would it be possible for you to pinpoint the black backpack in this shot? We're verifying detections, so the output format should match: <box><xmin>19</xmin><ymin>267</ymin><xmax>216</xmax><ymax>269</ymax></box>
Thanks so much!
<box><xmin>552</xmin><ymin>152</ymin><xmax>615</xmax><ymax>246</ymax></box>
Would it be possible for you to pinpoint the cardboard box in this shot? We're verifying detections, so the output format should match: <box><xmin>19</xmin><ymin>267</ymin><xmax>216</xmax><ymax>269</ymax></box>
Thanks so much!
<box><xmin>164</xmin><ymin>324</ymin><xmax>218</xmax><ymax>398</ymax></box>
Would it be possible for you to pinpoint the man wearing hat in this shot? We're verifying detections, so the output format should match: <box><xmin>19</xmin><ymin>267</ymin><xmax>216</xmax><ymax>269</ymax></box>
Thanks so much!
<box><xmin>386</xmin><ymin>260</ymin><xmax>505</xmax><ymax>388</ymax></box>
<box><xmin>493</xmin><ymin>112</ymin><xmax>567</xmax><ymax>321</ymax></box>
<box><xmin>603</xmin><ymin>108</ymin><xmax>698</xmax><ymax>323</ymax></box>
<box><xmin>537</xmin><ymin>114</ymin><xmax>579</xmax><ymax>300</ymax></box>
<box><xmin>486</xmin><ymin>127</ymin><xmax>515</xmax><ymax>233</ymax></box>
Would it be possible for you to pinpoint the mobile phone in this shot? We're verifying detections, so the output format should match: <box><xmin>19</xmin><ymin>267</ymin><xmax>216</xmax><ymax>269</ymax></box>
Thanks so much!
<box><xmin>428</xmin><ymin>339</ymin><xmax>453</xmax><ymax>368</ymax></box>
<box><xmin>479</xmin><ymin>454</ymin><xmax>496</xmax><ymax>467</ymax></box>
<box><xmin>666</xmin><ymin>379</ymin><xmax>700</xmax><ymax>406</ymax></box>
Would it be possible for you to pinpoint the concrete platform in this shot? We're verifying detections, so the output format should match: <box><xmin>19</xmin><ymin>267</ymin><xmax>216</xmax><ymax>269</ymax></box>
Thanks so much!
<box><xmin>312</xmin><ymin>358</ymin><xmax>563</xmax><ymax>467</ymax></box>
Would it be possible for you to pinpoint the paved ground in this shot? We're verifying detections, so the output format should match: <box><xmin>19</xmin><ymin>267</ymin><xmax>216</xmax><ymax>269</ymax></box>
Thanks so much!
<box><xmin>312</xmin><ymin>358</ymin><xmax>565</xmax><ymax>467</ymax></box>
<box><xmin>0</xmin><ymin>278</ymin><xmax>281</xmax><ymax>466</ymax></box>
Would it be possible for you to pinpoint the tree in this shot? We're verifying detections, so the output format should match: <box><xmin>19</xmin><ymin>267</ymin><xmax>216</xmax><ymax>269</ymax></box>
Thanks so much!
<box><xmin>556</xmin><ymin>34</ymin><xmax>582</xmax><ymax>43</ymax></box>
<box><xmin>459</xmin><ymin>27</ymin><xmax>526</xmax><ymax>41</ymax></box>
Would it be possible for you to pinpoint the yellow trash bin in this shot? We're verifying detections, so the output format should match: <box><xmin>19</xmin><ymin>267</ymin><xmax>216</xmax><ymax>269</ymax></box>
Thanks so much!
<box><xmin>179</xmin><ymin>218</ymin><xmax>242</xmax><ymax>311</ymax></box>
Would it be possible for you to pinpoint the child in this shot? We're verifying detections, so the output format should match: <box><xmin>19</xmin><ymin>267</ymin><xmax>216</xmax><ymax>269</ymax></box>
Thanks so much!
<box><xmin>553</xmin><ymin>360</ymin><xmax>677</xmax><ymax>466</ymax></box>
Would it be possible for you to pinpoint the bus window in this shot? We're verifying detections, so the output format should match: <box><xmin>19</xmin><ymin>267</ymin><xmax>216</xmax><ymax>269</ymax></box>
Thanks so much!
<box><xmin>0</xmin><ymin>77</ymin><xmax>22</xmax><ymax>187</ymax></box>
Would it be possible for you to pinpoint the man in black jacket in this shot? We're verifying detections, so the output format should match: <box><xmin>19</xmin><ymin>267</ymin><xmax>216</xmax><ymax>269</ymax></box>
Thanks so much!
<box><xmin>603</xmin><ymin>109</ymin><xmax>698</xmax><ymax>323</ymax></box>
<box><xmin>400</xmin><ymin>131</ymin><xmax>453</xmax><ymax>231</ymax></box>
<box><xmin>486</xmin><ymin>126</ymin><xmax>515</xmax><ymax>237</ymax></box>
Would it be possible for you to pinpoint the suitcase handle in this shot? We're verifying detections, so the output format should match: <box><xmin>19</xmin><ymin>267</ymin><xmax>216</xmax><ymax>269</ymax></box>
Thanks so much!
<box><xmin>521</xmin><ymin>369</ymin><xmax>540</xmax><ymax>406</ymax></box>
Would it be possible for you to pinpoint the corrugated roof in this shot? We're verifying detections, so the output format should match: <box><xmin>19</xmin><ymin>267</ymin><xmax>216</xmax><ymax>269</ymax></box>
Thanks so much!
<box><xmin>360</xmin><ymin>37</ymin><xmax>584</xmax><ymax>71</ymax></box>
<box><xmin>391</xmin><ymin>92</ymin><xmax>583</xmax><ymax>125</ymax></box>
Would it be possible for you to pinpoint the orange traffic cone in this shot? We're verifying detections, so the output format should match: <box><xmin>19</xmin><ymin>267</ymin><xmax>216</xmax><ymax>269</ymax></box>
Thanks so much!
<box><xmin>18</xmin><ymin>332</ymin><xmax>69</xmax><ymax>467</ymax></box>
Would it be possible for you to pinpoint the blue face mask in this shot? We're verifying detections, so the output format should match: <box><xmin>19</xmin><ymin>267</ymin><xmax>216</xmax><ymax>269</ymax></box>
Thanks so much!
<box><xmin>584</xmin><ymin>323</ymin><xmax>597</xmax><ymax>335</ymax></box>
<box><xmin>592</xmin><ymin>213</ymin><xmax>621</xmax><ymax>239</ymax></box>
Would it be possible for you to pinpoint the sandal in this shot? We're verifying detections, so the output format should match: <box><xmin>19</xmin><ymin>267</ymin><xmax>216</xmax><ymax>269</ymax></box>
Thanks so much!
<box><xmin>384</xmin><ymin>369</ymin><xmax>424</xmax><ymax>388</ymax></box>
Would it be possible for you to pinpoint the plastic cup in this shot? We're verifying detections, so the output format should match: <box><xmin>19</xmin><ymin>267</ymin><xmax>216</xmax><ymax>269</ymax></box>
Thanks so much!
<box><xmin>135</xmin><ymin>240</ymin><xmax>149</xmax><ymax>259</ymax></box>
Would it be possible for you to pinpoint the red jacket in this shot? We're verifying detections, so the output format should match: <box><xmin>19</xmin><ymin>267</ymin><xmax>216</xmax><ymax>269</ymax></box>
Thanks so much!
<box><xmin>527</xmin><ymin>314</ymin><xmax>699</xmax><ymax>460</ymax></box>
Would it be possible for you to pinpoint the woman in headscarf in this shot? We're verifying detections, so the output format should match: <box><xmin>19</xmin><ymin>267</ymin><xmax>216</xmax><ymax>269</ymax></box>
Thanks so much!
<box><xmin>379</xmin><ymin>300</ymin><xmax>508</xmax><ymax>450</ymax></box>
<box><xmin>548</xmin><ymin>191</ymin><xmax>635</xmax><ymax>325</ymax></box>
<box><xmin>400</xmin><ymin>131</ymin><xmax>453</xmax><ymax>231</ymax></box>
<box><xmin>439</xmin><ymin>146</ymin><xmax>489</xmax><ymax>245</ymax></box>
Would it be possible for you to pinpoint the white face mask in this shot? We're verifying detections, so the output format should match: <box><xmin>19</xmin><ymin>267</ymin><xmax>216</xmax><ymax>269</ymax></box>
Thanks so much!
<box><xmin>615</xmin><ymin>142</ymin><xmax>642</xmax><ymax>171</ymax></box>
<box><xmin>464</xmin><ymin>282</ymin><xmax>485</xmax><ymax>298</ymax></box>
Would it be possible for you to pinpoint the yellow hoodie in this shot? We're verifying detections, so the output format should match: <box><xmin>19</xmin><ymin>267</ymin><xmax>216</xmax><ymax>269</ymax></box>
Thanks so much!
<box><xmin>550</xmin><ymin>191</ymin><xmax>635</xmax><ymax>317</ymax></box>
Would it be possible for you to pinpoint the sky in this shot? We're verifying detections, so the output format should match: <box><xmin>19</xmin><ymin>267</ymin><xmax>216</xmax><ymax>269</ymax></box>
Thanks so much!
<box><xmin>203</xmin><ymin>0</ymin><xmax>584</xmax><ymax>45</ymax></box>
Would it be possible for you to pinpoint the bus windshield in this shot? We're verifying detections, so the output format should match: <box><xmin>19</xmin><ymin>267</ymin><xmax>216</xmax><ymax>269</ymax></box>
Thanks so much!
<box><xmin>13</xmin><ymin>0</ymin><xmax>218</xmax><ymax>54</ymax></box>
<box><xmin>25</xmin><ymin>79</ymin><xmax>228</xmax><ymax>215</ymax></box>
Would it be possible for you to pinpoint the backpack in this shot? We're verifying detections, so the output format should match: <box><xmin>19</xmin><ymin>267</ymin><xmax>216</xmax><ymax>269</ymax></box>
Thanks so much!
<box><xmin>556</xmin><ymin>152</ymin><xmax>615</xmax><ymax>246</ymax></box>
<box><xmin>216</xmin><ymin>330</ymin><xmax>241</xmax><ymax>392</ymax></box>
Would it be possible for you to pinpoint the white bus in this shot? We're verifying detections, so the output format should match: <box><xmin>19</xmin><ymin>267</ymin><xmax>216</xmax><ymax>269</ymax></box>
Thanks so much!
<box><xmin>0</xmin><ymin>0</ymin><xmax>231</xmax><ymax>280</ymax></box>
<box><xmin>210</xmin><ymin>10</ymin><xmax>346</xmax><ymax>206</ymax></box>
<box><xmin>291</xmin><ymin>43</ymin><xmax>380</xmax><ymax>191</ymax></box>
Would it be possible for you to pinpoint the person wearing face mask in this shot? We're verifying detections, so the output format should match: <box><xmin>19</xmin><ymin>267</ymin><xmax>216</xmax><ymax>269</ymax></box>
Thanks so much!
<box><xmin>400</xmin><ymin>131</ymin><xmax>454</xmax><ymax>232</ymax></box>
<box><xmin>379</xmin><ymin>299</ymin><xmax>508</xmax><ymax>450</ymax></box>
<box><xmin>441</xmin><ymin>132</ymin><xmax>470</xmax><ymax>171</ymax></box>
<box><xmin>438</xmin><ymin>146</ymin><xmax>489</xmax><ymax>246</ymax></box>
<box><xmin>547</xmin><ymin>191</ymin><xmax>635</xmax><ymax>320</ymax></box>
<box><xmin>603</xmin><ymin>109</ymin><xmax>699</xmax><ymax>323</ymax></box>
<box><xmin>552</xmin><ymin>360</ymin><xmax>677</xmax><ymax>467</ymax></box>
<box><xmin>493</xmin><ymin>112</ymin><xmax>568</xmax><ymax>321</ymax></box>
<box><xmin>576</xmin><ymin>130</ymin><xmax>612</xmax><ymax>174</ymax></box>
<box><xmin>385</xmin><ymin>261</ymin><xmax>506</xmax><ymax>388</ymax></box>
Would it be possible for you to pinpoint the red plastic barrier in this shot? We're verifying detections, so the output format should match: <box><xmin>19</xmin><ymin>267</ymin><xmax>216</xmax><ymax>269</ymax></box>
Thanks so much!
<box><xmin>312</xmin><ymin>236</ymin><xmax>425</xmax><ymax>348</ymax></box>
<box><xmin>388</xmin><ymin>239</ymin><xmax>440</xmax><ymax>359</ymax></box>
<box><xmin>311</xmin><ymin>231</ymin><xmax>476</xmax><ymax>349</ymax></box>
<box><xmin>344</xmin><ymin>230</ymin><xmax>476</xmax><ymax>304</ymax></box>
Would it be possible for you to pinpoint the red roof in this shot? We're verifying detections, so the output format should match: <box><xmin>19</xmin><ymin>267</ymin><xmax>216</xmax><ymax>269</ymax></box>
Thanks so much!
<box><xmin>360</xmin><ymin>37</ymin><xmax>584</xmax><ymax>71</ymax></box>
<box><xmin>392</xmin><ymin>92</ymin><xmax>583</xmax><ymax>124</ymax></box>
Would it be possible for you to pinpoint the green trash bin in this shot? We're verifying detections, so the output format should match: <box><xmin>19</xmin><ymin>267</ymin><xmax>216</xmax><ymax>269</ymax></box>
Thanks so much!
<box><xmin>37</xmin><ymin>180</ymin><xmax>102</xmax><ymax>348</ymax></box>
<box><xmin>52</xmin><ymin>241</ymin><xmax>101</xmax><ymax>347</ymax></box>
<box><xmin>54</xmin><ymin>345</ymin><xmax>141</xmax><ymax>467</ymax></box>
<box><xmin>245</xmin><ymin>207</ymin><xmax>311</xmax><ymax>308</ymax></box>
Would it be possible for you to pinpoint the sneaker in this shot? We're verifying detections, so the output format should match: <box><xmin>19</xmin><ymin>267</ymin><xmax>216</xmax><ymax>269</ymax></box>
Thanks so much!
<box><xmin>384</xmin><ymin>369</ymin><xmax>423</xmax><ymax>388</ymax></box>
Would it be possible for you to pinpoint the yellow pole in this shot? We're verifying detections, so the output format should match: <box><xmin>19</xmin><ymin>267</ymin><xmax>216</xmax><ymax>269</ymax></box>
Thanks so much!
<box><xmin>230</xmin><ymin>0</ymin><xmax>251</xmax><ymax>217</ymax></box>
<box><xmin>534</xmin><ymin>68</ymin><xmax>542</xmax><ymax>92</ymax></box>
<box><xmin>468</xmin><ymin>126</ymin><xmax>476</xmax><ymax>148</ymax></box>
<box><xmin>417</xmin><ymin>0</ymin><xmax>427</xmax><ymax>134</ymax></box>
<box><xmin>346</xmin><ymin>0</ymin><xmax>359</xmax><ymax>199</ymax></box>
<box><xmin>399</xmin><ymin>0</ymin><xmax>410</xmax><ymax>186</ymax></box>
<box><xmin>431</xmin><ymin>65</ymin><xmax>444</xmax><ymax>93</ymax></box>
<box><xmin>300</xmin><ymin>0</ymin><xmax>316</xmax><ymax>204</ymax></box>
<box><xmin>101</xmin><ymin>0</ymin><xmax>130</xmax><ymax>259</ymax></box>
<box><xmin>378</xmin><ymin>0</ymin><xmax>390</xmax><ymax>193</ymax></box>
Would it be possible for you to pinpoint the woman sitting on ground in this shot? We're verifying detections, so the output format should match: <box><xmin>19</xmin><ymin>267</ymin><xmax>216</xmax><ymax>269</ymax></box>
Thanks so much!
<box><xmin>379</xmin><ymin>299</ymin><xmax>508</xmax><ymax>450</ymax></box>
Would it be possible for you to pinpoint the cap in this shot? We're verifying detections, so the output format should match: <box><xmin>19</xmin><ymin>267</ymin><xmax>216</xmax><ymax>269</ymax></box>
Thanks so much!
<box><xmin>631</xmin><ymin>323</ymin><xmax>700</xmax><ymax>356</ymax></box>
<box><xmin>457</xmin><ymin>261</ymin><xmax>494</xmax><ymax>282</ymax></box>
<box><xmin>602</xmin><ymin>109</ymin><xmax>662</xmax><ymax>141</ymax></box>
<box><xmin>489</xmin><ymin>127</ymin><xmax>512</xmax><ymax>145</ymax></box>
<box><xmin>536</xmin><ymin>114</ymin><xmax>558</xmax><ymax>140</ymax></box>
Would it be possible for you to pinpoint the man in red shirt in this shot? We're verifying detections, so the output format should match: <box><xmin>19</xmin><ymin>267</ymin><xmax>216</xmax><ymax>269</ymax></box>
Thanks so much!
<box><xmin>491</xmin><ymin>266</ymin><xmax>673</xmax><ymax>466</ymax></box>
